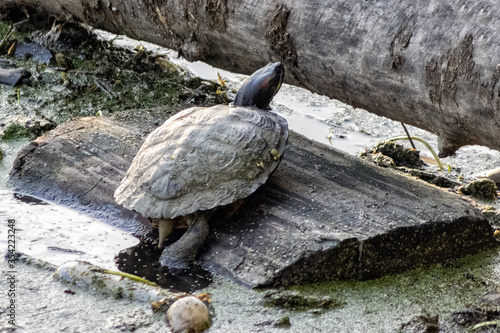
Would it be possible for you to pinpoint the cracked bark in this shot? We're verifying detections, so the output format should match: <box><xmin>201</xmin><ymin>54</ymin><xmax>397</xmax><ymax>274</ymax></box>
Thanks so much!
<box><xmin>3</xmin><ymin>0</ymin><xmax>500</xmax><ymax>155</ymax></box>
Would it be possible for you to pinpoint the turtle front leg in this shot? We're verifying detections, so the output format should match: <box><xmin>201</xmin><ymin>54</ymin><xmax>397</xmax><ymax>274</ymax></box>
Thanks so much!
<box><xmin>159</xmin><ymin>212</ymin><xmax>210</xmax><ymax>269</ymax></box>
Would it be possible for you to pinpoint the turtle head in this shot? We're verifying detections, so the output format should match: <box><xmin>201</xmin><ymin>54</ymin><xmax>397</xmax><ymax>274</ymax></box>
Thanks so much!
<box><xmin>233</xmin><ymin>62</ymin><xmax>284</xmax><ymax>110</ymax></box>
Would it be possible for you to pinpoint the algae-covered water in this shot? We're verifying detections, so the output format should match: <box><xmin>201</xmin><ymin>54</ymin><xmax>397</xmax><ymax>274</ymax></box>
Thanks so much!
<box><xmin>1</xmin><ymin>21</ymin><xmax>500</xmax><ymax>332</ymax></box>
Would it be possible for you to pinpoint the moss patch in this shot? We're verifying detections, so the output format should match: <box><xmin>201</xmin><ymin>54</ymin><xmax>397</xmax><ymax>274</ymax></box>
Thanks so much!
<box><xmin>262</xmin><ymin>289</ymin><xmax>345</xmax><ymax>311</ymax></box>
<box><xmin>0</xmin><ymin>20</ymin><xmax>226</xmax><ymax>127</ymax></box>
<box><xmin>1</xmin><ymin>123</ymin><xmax>31</xmax><ymax>140</ymax></box>
<box><xmin>459</xmin><ymin>179</ymin><xmax>498</xmax><ymax>201</ymax></box>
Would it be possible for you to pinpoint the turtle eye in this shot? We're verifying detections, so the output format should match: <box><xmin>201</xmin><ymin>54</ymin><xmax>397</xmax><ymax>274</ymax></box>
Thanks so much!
<box><xmin>275</xmin><ymin>67</ymin><xmax>283</xmax><ymax>76</ymax></box>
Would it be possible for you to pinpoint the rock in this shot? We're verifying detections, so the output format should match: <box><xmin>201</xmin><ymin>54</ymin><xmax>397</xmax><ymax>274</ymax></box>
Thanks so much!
<box><xmin>14</xmin><ymin>42</ymin><xmax>52</xmax><ymax>64</ymax></box>
<box><xmin>458</xmin><ymin>179</ymin><xmax>498</xmax><ymax>201</ymax></box>
<box><xmin>477</xmin><ymin>167</ymin><xmax>500</xmax><ymax>187</ymax></box>
<box><xmin>9</xmin><ymin>114</ymin><xmax>497</xmax><ymax>287</ymax></box>
<box><xmin>166</xmin><ymin>296</ymin><xmax>211</xmax><ymax>333</ymax></box>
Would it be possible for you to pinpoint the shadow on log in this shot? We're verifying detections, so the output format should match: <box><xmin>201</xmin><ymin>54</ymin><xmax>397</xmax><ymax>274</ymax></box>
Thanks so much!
<box><xmin>8</xmin><ymin>110</ymin><xmax>497</xmax><ymax>287</ymax></box>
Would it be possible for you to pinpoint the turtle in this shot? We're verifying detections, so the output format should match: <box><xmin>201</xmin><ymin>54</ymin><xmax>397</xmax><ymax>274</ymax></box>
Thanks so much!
<box><xmin>114</xmin><ymin>62</ymin><xmax>287</xmax><ymax>269</ymax></box>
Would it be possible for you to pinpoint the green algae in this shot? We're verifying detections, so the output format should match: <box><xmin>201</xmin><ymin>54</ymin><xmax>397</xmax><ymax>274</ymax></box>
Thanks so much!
<box><xmin>262</xmin><ymin>289</ymin><xmax>345</xmax><ymax>311</ymax></box>
<box><xmin>0</xmin><ymin>20</ymin><xmax>223</xmax><ymax>128</ymax></box>
<box><xmin>201</xmin><ymin>250</ymin><xmax>500</xmax><ymax>332</ymax></box>
<box><xmin>459</xmin><ymin>179</ymin><xmax>498</xmax><ymax>201</ymax></box>
<box><xmin>2</xmin><ymin>122</ymin><xmax>31</xmax><ymax>140</ymax></box>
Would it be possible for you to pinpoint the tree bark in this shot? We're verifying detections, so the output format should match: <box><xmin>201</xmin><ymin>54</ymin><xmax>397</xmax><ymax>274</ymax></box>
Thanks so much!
<box><xmin>3</xmin><ymin>0</ymin><xmax>500</xmax><ymax>155</ymax></box>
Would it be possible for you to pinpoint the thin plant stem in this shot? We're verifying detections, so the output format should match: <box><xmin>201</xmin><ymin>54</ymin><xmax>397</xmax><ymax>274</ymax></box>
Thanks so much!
<box><xmin>92</xmin><ymin>268</ymin><xmax>158</xmax><ymax>286</ymax></box>
<box><xmin>400</xmin><ymin>122</ymin><xmax>416</xmax><ymax>149</ymax></box>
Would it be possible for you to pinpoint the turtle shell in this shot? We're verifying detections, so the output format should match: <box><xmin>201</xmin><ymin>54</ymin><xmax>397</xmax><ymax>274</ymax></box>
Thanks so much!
<box><xmin>114</xmin><ymin>104</ymin><xmax>288</xmax><ymax>219</ymax></box>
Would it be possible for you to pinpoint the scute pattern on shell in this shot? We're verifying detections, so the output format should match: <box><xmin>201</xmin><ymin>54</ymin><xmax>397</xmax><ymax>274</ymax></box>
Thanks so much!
<box><xmin>114</xmin><ymin>104</ymin><xmax>288</xmax><ymax>219</ymax></box>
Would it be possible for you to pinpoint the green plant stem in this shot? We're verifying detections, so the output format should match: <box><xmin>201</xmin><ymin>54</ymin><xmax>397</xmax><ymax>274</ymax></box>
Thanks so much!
<box><xmin>472</xmin><ymin>320</ymin><xmax>499</xmax><ymax>330</ymax></box>
<box><xmin>92</xmin><ymin>268</ymin><xmax>158</xmax><ymax>286</ymax></box>
<box><xmin>388</xmin><ymin>136</ymin><xmax>444</xmax><ymax>171</ymax></box>
<box><xmin>0</xmin><ymin>23</ymin><xmax>13</xmax><ymax>51</ymax></box>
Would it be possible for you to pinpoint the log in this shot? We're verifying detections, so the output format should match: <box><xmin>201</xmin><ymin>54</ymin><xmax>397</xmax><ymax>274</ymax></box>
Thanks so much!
<box><xmin>3</xmin><ymin>1</ymin><xmax>500</xmax><ymax>156</ymax></box>
<box><xmin>8</xmin><ymin>110</ymin><xmax>497</xmax><ymax>287</ymax></box>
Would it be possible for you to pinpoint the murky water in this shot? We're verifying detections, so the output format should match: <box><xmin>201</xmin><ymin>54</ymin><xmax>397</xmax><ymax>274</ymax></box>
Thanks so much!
<box><xmin>0</xmin><ymin>189</ymin><xmax>138</xmax><ymax>270</ymax></box>
<box><xmin>0</xmin><ymin>140</ymin><xmax>137</xmax><ymax>269</ymax></box>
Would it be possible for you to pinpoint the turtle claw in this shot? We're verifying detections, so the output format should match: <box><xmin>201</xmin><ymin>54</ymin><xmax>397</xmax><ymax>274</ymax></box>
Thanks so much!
<box><xmin>157</xmin><ymin>219</ymin><xmax>174</xmax><ymax>249</ymax></box>
<box><xmin>159</xmin><ymin>252</ymin><xmax>191</xmax><ymax>270</ymax></box>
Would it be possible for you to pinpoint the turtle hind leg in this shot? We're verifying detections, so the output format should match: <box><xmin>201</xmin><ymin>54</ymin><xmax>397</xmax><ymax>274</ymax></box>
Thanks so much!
<box><xmin>151</xmin><ymin>218</ymin><xmax>174</xmax><ymax>249</ymax></box>
<box><xmin>159</xmin><ymin>212</ymin><xmax>210</xmax><ymax>269</ymax></box>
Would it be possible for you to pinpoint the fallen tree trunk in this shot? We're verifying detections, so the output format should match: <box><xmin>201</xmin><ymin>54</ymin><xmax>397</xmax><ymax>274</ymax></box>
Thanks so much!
<box><xmin>3</xmin><ymin>0</ymin><xmax>500</xmax><ymax>156</ymax></box>
<box><xmin>8</xmin><ymin>110</ymin><xmax>497</xmax><ymax>287</ymax></box>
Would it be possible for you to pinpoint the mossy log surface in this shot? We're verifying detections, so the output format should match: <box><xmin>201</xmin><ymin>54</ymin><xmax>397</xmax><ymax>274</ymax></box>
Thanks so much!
<box><xmin>9</xmin><ymin>113</ymin><xmax>497</xmax><ymax>287</ymax></box>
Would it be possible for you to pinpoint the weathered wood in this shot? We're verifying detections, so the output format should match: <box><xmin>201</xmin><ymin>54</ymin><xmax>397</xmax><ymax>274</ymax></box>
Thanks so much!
<box><xmin>3</xmin><ymin>1</ymin><xmax>500</xmax><ymax>155</ymax></box>
<box><xmin>8</xmin><ymin>111</ymin><xmax>496</xmax><ymax>287</ymax></box>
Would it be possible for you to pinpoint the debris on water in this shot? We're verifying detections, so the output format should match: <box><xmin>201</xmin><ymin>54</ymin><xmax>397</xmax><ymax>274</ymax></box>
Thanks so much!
<box><xmin>47</xmin><ymin>246</ymin><xmax>86</xmax><ymax>255</ymax></box>
<box><xmin>54</xmin><ymin>52</ymin><xmax>73</xmax><ymax>70</ymax></box>
<box><xmin>360</xmin><ymin>141</ymin><xmax>424</xmax><ymax>168</ymax></box>
<box><xmin>31</xmin><ymin>22</ymin><xmax>95</xmax><ymax>52</ymax></box>
<box><xmin>7</xmin><ymin>252</ymin><xmax>57</xmax><ymax>271</ymax></box>
<box><xmin>452</xmin><ymin>290</ymin><xmax>500</xmax><ymax>329</ymax></box>
<box><xmin>359</xmin><ymin>150</ymin><xmax>395</xmax><ymax>168</ymax></box>
<box><xmin>458</xmin><ymin>179</ymin><xmax>498</xmax><ymax>201</ymax></box>
<box><xmin>404</xmin><ymin>169</ymin><xmax>460</xmax><ymax>188</ymax></box>
<box><xmin>0</xmin><ymin>116</ymin><xmax>55</xmax><ymax>140</ymax></box>
<box><xmin>481</xmin><ymin>206</ymin><xmax>500</xmax><ymax>223</ymax></box>
<box><xmin>12</xmin><ymin>192</ymin><xmax>49</xmax><ymax>205</ymax></box>
<box><xmin>54</xmin><ymin>260</ymin><xmax>186</xmax><ymax>303</ymax></box>
<box><xmin>262</xmin><ymin>289</ymin><xmax>345</xmax><ymax>311</ymax></box>
<box><xmin>400</xmin><ymin>311</ymin><xmax>439</xmax><ymax>332</ymax></box>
